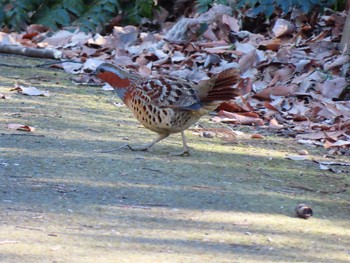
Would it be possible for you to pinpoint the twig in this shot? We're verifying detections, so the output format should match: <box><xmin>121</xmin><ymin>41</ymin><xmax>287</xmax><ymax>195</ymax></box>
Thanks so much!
<box><xmin>15</xmin><ymin>226</ymin><xmax>43</xmax><ymax>231</ymax></box>
<box><xmin>0</xmin><ymin>240</ymin><xmax>19</xmax><ymax>245</ymax></box>
<box><xmin>114</xmin><ymin>203</ymin><xmax>169</xmax><ymax>209</ymax></box>
<box><xmin>287</xmin><ymin>182</ymin><xmax>348</xmax><ymax>194</ymax></box>
<box><xmin>0</xmin><ymin>60</ymin><xmax>82</xmax><ymax>69</ymax></box>
<box><xmin>0</xmin><ymin>44</ymin><xmax>62</xmax><ymax>59</ymax></box>
<box><xmin>1</xmin><ymin>133</ymin><xmax>45</xmax><ymax>137</ymax></box>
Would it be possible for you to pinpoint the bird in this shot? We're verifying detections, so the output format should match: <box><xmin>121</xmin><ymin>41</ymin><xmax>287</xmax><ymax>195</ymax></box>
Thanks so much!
<box><xmin>94</xmin><ymin>63</ymin><xmax>241</xmax><ymax>155</ymax></box>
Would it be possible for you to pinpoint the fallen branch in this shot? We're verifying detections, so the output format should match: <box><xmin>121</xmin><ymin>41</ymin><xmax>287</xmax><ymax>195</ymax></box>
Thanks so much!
<box><xmin>0</xmin><ymin>44</ymin><xmax>62</xmax><ymax>59</ymax></box>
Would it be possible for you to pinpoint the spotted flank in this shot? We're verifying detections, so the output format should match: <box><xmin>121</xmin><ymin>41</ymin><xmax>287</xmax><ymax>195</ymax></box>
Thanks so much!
<box><xmin>94</xmin><ymin>62</ymin><xmax>241</xmax><ymax>153</ymax></box>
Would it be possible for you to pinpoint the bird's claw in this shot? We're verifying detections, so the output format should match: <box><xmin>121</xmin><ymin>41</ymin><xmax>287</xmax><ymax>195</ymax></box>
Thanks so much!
<box><xmin>127</xmin><ymin>144</ymin><xmax>150</xmax><ymax>151</ymax></box>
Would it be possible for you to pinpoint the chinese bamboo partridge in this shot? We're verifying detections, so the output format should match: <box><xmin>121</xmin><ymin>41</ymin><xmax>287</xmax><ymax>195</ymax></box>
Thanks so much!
<box><xmin>95</xmin><ymin>63</ymin><xmax>241</xmax><ymax>155</ymax></box>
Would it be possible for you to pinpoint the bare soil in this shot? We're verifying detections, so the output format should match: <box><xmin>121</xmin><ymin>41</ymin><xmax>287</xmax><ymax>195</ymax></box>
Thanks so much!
<box><xmin>1</xmin><ymin>55</ymin><xmax>350</xmax><ymax>263</ymax></box>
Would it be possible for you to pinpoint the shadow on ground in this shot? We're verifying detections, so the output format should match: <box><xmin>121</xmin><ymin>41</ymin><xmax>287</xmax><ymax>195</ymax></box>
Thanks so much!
<box><xmin>1</xmin><ymin>54</ymin><xmax>350</xmax><ymax>262</ymax></box>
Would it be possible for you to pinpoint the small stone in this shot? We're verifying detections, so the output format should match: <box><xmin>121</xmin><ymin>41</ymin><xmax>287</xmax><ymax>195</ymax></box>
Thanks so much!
<box><xmin>298</xmin><ymin>149</ymin><xmax>309</xmax><ymax>155</ymax></box>
<box><xmin>50</xmin><ymin>245</ymin><xmax>62</xmax><ymax>251</ymax></box>
<box><xmin>202</xmin><ymin>131</ymin><xmax>215</xmax><ymax>138</ymax></box>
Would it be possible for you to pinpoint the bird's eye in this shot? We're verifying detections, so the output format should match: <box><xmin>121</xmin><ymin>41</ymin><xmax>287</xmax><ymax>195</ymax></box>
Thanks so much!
<box><xmin>99</xmin><ymin>68</ymin><xmax>105</xmax><ymax>73</ymax></box>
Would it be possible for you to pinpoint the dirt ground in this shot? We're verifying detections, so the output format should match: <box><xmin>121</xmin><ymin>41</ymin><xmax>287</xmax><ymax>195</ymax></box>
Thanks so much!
<box><xmin>1</xmin><ymin>54</ymin><xmax>350</xmax><ymax>263</ymax></box>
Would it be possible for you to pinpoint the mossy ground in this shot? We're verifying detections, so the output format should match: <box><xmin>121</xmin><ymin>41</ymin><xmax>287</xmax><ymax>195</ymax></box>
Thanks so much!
<box><xmin>0</xmin><ymin>55</ymin><xmax>349</xmax><ymax>262</ymax></box>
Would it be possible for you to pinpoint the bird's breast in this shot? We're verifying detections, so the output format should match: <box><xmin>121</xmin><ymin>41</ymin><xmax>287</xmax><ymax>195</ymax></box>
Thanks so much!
<box><xmin>127</xmin><ymin>98</ymin><xmax>199</xmax><ymax>134</ymax></box>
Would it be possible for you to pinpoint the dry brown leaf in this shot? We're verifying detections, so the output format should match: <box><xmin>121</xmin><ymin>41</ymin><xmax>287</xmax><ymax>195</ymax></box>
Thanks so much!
<box><xmin>11</xmin><ymin>84</ymin><xmax>49</xmax><ymax>96</ymax></box>
<box><xmin>202</xmin><ymin>27</ymin><xmax>218</xmax><ymax>41</ymax></box>
<box><xmin>26</xmin><ymin>24</ymin><xmax>50</xmax><ymax>34</ymax></box>
<box><xmin>286</xmin><ymin>155</ymin><xmax>309</xmax><ymax>161</ymax></box>
<box><xmin>324</xmin><ymin>55</ymin><xmax>350</xmax><ymax>71</ymax></box>
<box><xmin>171</xmin><ymin>51</ymin><xmax>186</xmax><ymax>63</ymax></box>
<box><xmin>251</xmin><ymin>134</ymin><xmax>264</xmax><ymax>139</ymax></box>
<box><xmin>215</xmin><ymin>110</ymin><xmax>264</xmax><ymax>126</ymax></box>
<box><xmin>113</xmin><ymin>25</ymin><xmax>139</xmax><ymax>48</ymax></box>
<box><xmin>258</xmin><ymin>38</ymin><xmax>281</xmax><ymax>51</ymax></box>
<box><xmin>0</xmin><ymin>32</ymin><xmax>18</xmax><ymax>45</ymax></box>
<box><xmin>324</xmin><ymin>140</ymin><xmax>350</xmax><ymax>149</ymax></box>
<box><xmin>217</xmin><ymin>99</ymin><xmax>252</xmax><ymax>112</ymax></box>
<box><xmin>296</xmin><ymin>131</ymin><xmax>344</xmax><ymax>140</ymax></box>
<box><xmin>222</xmin><ymin>14</ymin><xmax>240</xmax><ymax>32</ymax></box>
<box><xmin>316</xmin><ymin>77</ymin><xmax>347</xmax><ymax>99</ymax></box>
<box><xmin>22</xmin><ymin>31</ymin><xmax>39</xmax><ymax>40</ymax></box>
<box><xmin>238</xmin><ymin>49</ymin><xmax>258</xmax><ymax>73</ymax></box>
<box><xmin>39</xmin><ymin>30</ymin><xmax>73</xmax><ymax>47</ymax></box>
<box><xmin>204</xmin><ymin>54</ymin><xmax>221</xmax><ymax>68</ymax></box>
<box><xmin>1</xmin><ymin>93</ymin><xmax>9</xmax><ymax>99</ymax></box>
<box><xmin>61</xmin><ymin>62</ymin><xmax>83</xmax><ymax>74</ymax></box>
<box><xmin>269</xmin><ymin>65</ymin><xmax>295</xmax><ymax>86</ymax></box>
<box><xmin>269</xmin><ymin>118</ymin><xmax>284</xmax><ymax>129</ymax></box>
<box><xmin>87</xmin><ymin>34</ymin><xmax>114</xmax><ymax>49</ymax></box>
<box><xmin>263</xmin><ymin>102</ymin><xmax>278</xmax><ymax>111</ymax></box>
<box><xmin>8</xmin><ymin>123</ymin><xmax>35</xmax><ymax>132</ymax></box>
<box><xmin>254</xmin><ymin>84</ymin><xmax>298</xmax><ymax>100</ymax></box>
<box><xmin>272</xmin><ymin>19</ymin><xmax>296</xmax><ymax>37</ymax></box>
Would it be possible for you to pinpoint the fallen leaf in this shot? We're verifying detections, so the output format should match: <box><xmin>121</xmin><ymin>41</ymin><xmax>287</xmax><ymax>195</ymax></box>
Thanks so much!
<box><xmin>251</xmin><ymin>134</ymin><xmax>264</xmax><ymax>139</ymax></box>
<box><xmin>272</xmin><ymin>19</ymin><xmax>296</xmax><ymax>37</ymax></box>
<box><xmin>286</xmin><ymin>155</ymin><xmax>309</xmax><ymax>161</ymax></box>
<box><xmin>222</xmin><ymin>14</ymin><xmax>240</xmax><ymax>32</ymax></box>
<box><xmin>324</xmin><ymin>140</ymin><xmax>350</xmax><ymax>148</ymax></box>
<box><xmin>215</xmin><ymin>110</ymin><xmax>264</xmax><ymax>126</ymax></box>
<box><xmin>316</xmin><ymin>77</ymin><xmax>347</xmax><ymax>99</ymax></box>
<box><xmin>11</xmin><ymin>84</ymin><xmax>49</xmax><ymax>96</ymax></box>
<box><xmin>7</xmin><ymin>123</ymin><xmax>35</xmax><ymax>132</ymax></box>
<box><xmin>0</xmin><ymin>32</ymin><xmax>18</xmax><ymax>45</ymax></box>
<box><xmin>238</xmin><ymin>49</ymin><xmax>258</xmax><ymax>73</ymax></box>
<box><xmin>254</xmin><ymin>84</ymin><xmax>298</xmax><ymax>100</ymax></box>
<box><xmin>269</xmin><ymin>118</ymin><xmax>284</xmax><ymax>129</ymax></box>
<box><xmin>258</xmin><ymin>38</ymin><xmax>281</xmax><ymax>51</ymax></box>
<box><xmin>0</xmin><ymin>93</ymin><xmax>9</xmax><ymax>99</ymax></box>
<box><xmin>39</xmin><ymin>30</ymin><xmax>73</xmax><ymax>47</ymax></box>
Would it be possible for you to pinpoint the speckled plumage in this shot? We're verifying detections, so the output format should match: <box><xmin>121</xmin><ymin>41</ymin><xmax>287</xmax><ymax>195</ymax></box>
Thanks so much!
<box><xmin>95</xmin><ymin>63</ymin><xmax>241</xmax><ymax>155</ymax></box>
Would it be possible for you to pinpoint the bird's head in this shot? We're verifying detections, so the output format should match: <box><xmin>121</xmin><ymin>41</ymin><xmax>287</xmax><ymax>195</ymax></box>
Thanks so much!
<box><xmin>94</xmin><ymin>63</ymin><xmax>131</xmax><ymax>89</ymax></box>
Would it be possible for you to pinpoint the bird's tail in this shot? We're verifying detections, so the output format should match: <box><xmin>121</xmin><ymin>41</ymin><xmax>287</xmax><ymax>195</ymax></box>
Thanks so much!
<box><xmin>201</xmin><ymin>68</ymin><xmax>241</xmax><ymax>102</ymax></box>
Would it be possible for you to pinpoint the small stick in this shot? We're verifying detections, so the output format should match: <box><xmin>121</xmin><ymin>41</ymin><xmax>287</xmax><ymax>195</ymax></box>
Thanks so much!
<box><xmin>1</xmin><ymin>133</ymin><xmax>45</xmax><ymax>137</ymax></box>
<box><xmin>0</xmin><ymin>240</ymin><xmax>19</xmax><ymax>245</ymax></box>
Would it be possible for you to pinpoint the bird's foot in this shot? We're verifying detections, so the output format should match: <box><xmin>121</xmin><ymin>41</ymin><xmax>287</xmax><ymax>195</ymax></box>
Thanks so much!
<box><xmin>127</xmin><ymin>144</ymin><xmax>151</xmax><ymax>151</ymax></box>
<box><xmin>169</xmin><ymin>148</ymin><xmax>191</xmax><ymax>157</ymax></box>
<box><xmin>99</xmin><ymin>144</ymin><xmax>149</xmax><ymax>153</ymax></box>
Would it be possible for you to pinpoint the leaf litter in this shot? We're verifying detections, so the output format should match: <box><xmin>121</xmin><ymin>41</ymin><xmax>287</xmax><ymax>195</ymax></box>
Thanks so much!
<box><xmin>0</xmin><ymin>4</ymin><xmax>349</xmax><ymax>155</ymax></box>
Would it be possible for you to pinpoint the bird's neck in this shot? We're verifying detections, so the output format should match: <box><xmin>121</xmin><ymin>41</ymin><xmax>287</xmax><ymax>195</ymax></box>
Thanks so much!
<box><xmin>115</xmin><ymin>87</ymin><xmax>128</xmax><ymax>101</ymax></box>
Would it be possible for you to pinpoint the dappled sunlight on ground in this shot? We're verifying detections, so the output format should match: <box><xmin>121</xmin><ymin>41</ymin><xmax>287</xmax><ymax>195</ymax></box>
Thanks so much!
<box><xmin>1</xmin><ymin>55</ymin><xmax>350</xmax><ymax>262</ymax></box>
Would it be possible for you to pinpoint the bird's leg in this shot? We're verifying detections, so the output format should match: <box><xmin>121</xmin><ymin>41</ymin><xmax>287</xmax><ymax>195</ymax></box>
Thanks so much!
<box><xmin>169</xmin><ymin>130</ymin><xmax>190</xmax><ymax>156</ymax></box>
<box><xmin>127</xmin><ymin>133</ymin><xmax>169</xmax><ymax>151</ymax></box>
